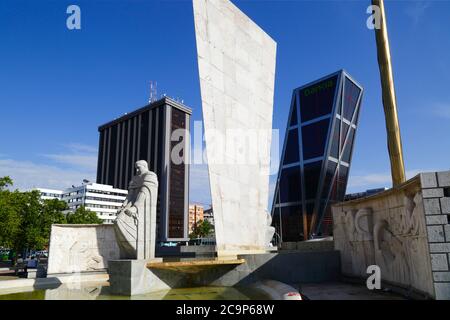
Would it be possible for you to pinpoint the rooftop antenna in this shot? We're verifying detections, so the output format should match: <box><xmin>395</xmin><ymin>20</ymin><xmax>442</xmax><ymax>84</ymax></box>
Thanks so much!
<box><xmin>149</xmin><ymin>81</ymin><xmax>157</xmax><ymax>103</ymax></box>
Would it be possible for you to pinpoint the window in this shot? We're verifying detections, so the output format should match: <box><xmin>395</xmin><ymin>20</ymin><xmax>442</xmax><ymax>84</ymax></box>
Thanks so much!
<box><xmin>289</xmin><ymin>97</ymin><xmax>298</xmax><ymax>126</ymax></box>
<box><xmin>279</xmin><ymin>166</ymin><xmax>301</xmax><ymax>203</ymax></box>
<box><xmin>342</xmin><ymin>129</ymin><xmax>355</xmax><ymax>163</ymax></box>
<box><xmin>281</xmin><ymin>205</ymin><xmax>303</xmax><ymax>242</ymax></box>
<box><xmin>321</xmin><ymin>161</ymin><xmax>337</xmax><ymax>200</ymax></box>
<box><xmin>304</xmin><ymin>161</ymin><xmax>322</xmax><ymax>200</ymax></box>
<box><xmin>340</xmin><ymin>122</ymin><xmax>350</xmax><ymax>149</ymax></box>
<box><xmin>283</xmin><ymin>129</ymin><xmax>300</xmax><ymax>165</ymax></box>
<box><xmin>343</xmin><ymin>77</ymin><xmax>361</xmax><ymax>121</ymax></box>
<box><xmin>337</xmin><ymin>165</ymin><xmax>349</xmax><ymax>200</ymax></box>
<box><xmin>330</xmin><ymin>120</ymin><xmax>340</xmax><ymax>159</ymax></box>
<box><xmin>299</xmin><ymin>75</ymin><xmax>338</xmax><ymax>122</ymax></box>
<box><xmin>301</xmin><ymin>119</ymin><xmax>330</xmax><ymax>160</ymax></box>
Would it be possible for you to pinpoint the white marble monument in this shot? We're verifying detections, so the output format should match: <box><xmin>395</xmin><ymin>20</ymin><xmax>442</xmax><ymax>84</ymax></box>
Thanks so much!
<box><xmin>114</xmin><ymin>160</ymin><xmax>158</xmax><ymax>260</ymax></box>
<box><xmin>193</xmin><ymin>0</ymin><xmax>277</xmax><ymax>257</ymax></box>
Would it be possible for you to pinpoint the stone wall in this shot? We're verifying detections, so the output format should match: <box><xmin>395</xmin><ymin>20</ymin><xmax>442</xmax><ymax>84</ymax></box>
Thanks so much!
<box><xmin>47</xmin><ymin>224</ymin><xmax>120</xmax><ymax>275</ymax></box>
<box><xmin>332</xmin><ymin>171</ymin><xmax>450</xmax><ymax>299</ymax></box>
<box><xmin>420</xmin><ymin>171</ymin><xmax>450</xmax><ymax>299</ymax></box>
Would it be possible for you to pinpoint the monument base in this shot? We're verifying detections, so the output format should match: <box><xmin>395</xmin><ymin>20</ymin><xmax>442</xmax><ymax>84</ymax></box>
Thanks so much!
<box><xmin>108</xmin><ymin>259</ymin><xmax>167</xmax><ymax>296</ymax></box>
<box><xmin>108</xmin><ymin>251</ymin><xmax>340</xmax><ymax>296</ymax></box>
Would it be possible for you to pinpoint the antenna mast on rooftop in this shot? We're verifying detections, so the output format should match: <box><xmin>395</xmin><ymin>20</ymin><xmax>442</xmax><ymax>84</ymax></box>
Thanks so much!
<box><xmin>149</xmin><ymin>81</ymin><xmax>157</xmax><ymax>103</ymax></box>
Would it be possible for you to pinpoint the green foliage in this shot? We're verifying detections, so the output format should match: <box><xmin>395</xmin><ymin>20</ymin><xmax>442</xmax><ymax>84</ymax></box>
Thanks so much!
<box><xmin>40</xmin><ymin>199</ymin><xmax>68</xmax><ymax>239</ymax></box>
<box><xmin>66</xmin><ymin>206</ymin><xmax>102</xmax><ymax>224</ymax></box>
<box><xmin>0</xmin><ymin>176</ymin><xmax>104</xmax><ymax>252</ymax></box>
<box><xmin>0</xmin><ymin>176</ymin><xmax>86</xmax><ymax>252</ymax></box>
<box><xmin>189</xmin><ymin>219</ymin><xmax>214</xmax><ymax>239</ymax></box>
<box><xmin>0</xmin><ymin>176</ymin><xmax>13</xmax><ymax>190</ymax></box>
<box><xmin>0</xmin><ymin>189</ymin><xmax>21</xmax><ymax>248</ymax></box>
<box><xmin>9</xmin><ymin>191</ymin><xmax>68</xmax><ymax>252</ymax></box>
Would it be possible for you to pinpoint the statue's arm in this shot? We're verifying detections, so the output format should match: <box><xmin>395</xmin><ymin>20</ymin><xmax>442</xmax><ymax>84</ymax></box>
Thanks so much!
<box><xmin>120</xmin><ymin>186</ymin><xmax>139</xmax><ymax>210</ymax></box>
<box><xmin>126</xmin><ymin>187</ymin><xmax>149</xmax><ymax>216</ymax></box>
<box><xmin>121</xmin><ymin>198</ymin><xmax>130</xmax><ymax>208</ymax></box>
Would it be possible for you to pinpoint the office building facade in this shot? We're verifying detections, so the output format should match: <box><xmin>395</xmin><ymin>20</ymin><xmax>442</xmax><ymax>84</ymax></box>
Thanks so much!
<box><xmin>188</xmin><ymin>204</ymin><xmax>204</xmax><ymax>235</ymax></box>
<box><xmin>271</xmin><ymin>70</ymin><xmax>363</xmax><ymax>241</ymax></box>
<box><xmin>36</xmin><ymin>182</ymin><xmax>128</xmax><ymax>223</ymax></box>
<box><xmin>96</xmin><ymin>97</ymin><xmax>191</xmax><ymax>242</ymax></box>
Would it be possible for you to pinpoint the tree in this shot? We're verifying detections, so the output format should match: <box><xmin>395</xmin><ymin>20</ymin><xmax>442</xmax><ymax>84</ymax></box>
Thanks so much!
<box><xmin>189</xmin><ymin>219</ymin><xmax>214</xmax><ymax>239</ymax></box>
<box><xmin>13</xmin><ymin>190</ymin><xmax>50</xmax><ymax>252</ymax></box>
<box><xmin>0</xmin><ymin>176</ymin><xmax>13</xmax><ymax>190</ymax></box>
<box><xmin>0</xmin><ymin>177</ymin><xmax>69</xmax><ymax>253</ymax></box>
<box><xmin>40</xmin><ymin>199</ymin><xmax>68</xmax><ymax>239</ymax></box>
<box><xmin>66</xmin><ymin>206</ymin><xmax>102</xmax><ymax>224</ymax></box>
<box><xmin>0</xmin><ymin>177</ymin><xmax>101</xmax><ymax>254</ymax></box>
<box><xmin>0</xmin><ymin>187</ymin><xmax>21</xmax><ymax>248</ymax></box>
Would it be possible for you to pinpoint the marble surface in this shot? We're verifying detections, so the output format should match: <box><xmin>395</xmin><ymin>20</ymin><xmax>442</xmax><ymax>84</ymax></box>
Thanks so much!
<box><xmin>193</xmin><ymin>0</ymin><xmax>276</xmax><ymax>258</ymax></box>
<box><xmin>47</xmin><ymin>224</ymin><xmax>120</xmax><ymax>274</ymax></box>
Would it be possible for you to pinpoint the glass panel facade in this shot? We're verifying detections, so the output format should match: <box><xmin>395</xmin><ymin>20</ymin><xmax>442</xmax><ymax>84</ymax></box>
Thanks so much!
<box><xmin>281</xmin><ymin>205</ymin><xmax>303</xmax><ymax>241</ymax></box>
<box><xmin>343</xmin><ymin>77</ymin><xmax>361</xmax><ymax>121</ymax></box>
<box><xmin>304</xmin><ymin>161</ymin><xmax>322</xmax><ymax>200</ymax></box>
<box><xmin>283</xmin><ymin>129</ymin><xmax>300</xmax><ymax>165</ymax></box>
<box><xmin>301</xmin><ymin>119</ymin><xmax>330</xmax><ymax>160</ymax></box>
<box><xmin>340</xmin><ymin>122</ymin><xmax>350</xmax><ymax>149</ymax></box>
<box><xmin>342</xmin><ymin>128</ymin><xmax>355</xmax><ymax>163</ymax></box>
<box><xmin>139</xmin><ymin>111</ymin><xmax>149</xmax><ymax>161</ymax></box>
<box><xmin>330</xmin><ymin>120</ymin><xmax>340</xmax><ymax>159</ymax></box>
<box><xmin>108</xmin><ymin>125</ymin><xmax>118</xmax><ymax>186</ymax></box>
<box><xmin>299</xmin><ymin>75</ymin><xmax>338</xmax><ymax>122</ymax></box>
<box><xmin>321</xmin><ymin>161</ymin><xmax>337</xmax><ymax>200</ymax></box>
<box><xmin>272</xmin><ymin>71</ymin><xmax>363</xmax><ymax>241</ymax></box>
<box><xmin>289</xmin><ymin>97</ymin><xmax>298</xmax><ymax>126</ymax></box>
<box><xmin>169</xmin><ymin>108</ymin><xmax>187</xmax><ymax>239</ymax></box>
<box><xmin>279</xmin><ymin>166</ymin><xmax>301</xmax><ymax>203</ymax></box>
<box><xmin>337</xmin><ymin>165</ymin><xmax>348</xmax><ymax>200</ymax></box>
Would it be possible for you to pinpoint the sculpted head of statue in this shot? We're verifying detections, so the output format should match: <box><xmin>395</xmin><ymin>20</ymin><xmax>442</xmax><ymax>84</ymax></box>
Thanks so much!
<box><xmin>135</xmin><ymin>160</ymin><xmax>149</xmax><ymax>176</ymax></box>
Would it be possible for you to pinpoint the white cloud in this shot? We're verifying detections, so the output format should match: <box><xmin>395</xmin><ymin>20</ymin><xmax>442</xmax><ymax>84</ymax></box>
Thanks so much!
<box><xmin>347</xmin><ymin>169</ymin><xmax>434</xmax><ymax>192</ymax></box>
<box><xmin>0</xmin><ymin>143</ymin><xmax>98</xmax><ymax>191</ymax></box>
<box><xmin>405</xmin><ymin>1</ymin><xmax>431</xmax><ymax>26</ymax></box>
<box><xmin>347</xmin><ymin>172</ymin><xmax>392</xmax><ymax>190</ymax></box>
<box><xmin>431</xmin><ymin>103</ymin><xmax>450</xmax><ymax>119</ymax></box>
<box><xmin>43</xmin><ymin>154</ymin><xmax>97</xmax><ymax>171</ymax></box>
<box><xmin>65</xmin><ymin>143</ymin><xmax>98</xmax><ymax>154</ymax></box>
<box><xmin>42</xmin><ymin>143</ymin><xmax>98</xmax><ymax>171</ymax></box>
<box><xmin>0</xmin><ymin>158</ymin><xmax>95</xmax><ymax>191</ymax></box>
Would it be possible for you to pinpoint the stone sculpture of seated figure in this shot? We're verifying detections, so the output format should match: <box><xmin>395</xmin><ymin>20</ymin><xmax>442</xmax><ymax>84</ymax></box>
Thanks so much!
<box><xmin>114</xmin><ymin>160</ymin><xmax>158</xmax><ymax>260</ymax></box>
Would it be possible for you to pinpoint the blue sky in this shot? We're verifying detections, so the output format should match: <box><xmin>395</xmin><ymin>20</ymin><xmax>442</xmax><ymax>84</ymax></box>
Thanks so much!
<box><xmin>0</xmin><ymin>0</ymin><xmax>449</xmax><ymax>208</ymax></box>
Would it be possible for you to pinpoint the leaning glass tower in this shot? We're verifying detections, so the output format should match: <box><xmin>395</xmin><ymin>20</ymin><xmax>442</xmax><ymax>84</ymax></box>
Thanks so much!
<box><xmin>271</xmin><ymin>70</ymin><xmax>363</xmax><ymax>241</ymax></box>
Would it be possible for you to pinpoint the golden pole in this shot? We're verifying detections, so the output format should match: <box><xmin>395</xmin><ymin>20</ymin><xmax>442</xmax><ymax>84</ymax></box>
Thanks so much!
<box><xmin>372</xmin><ymin>0</ymin><xmax>406</xmax><ymax>186</ymax></box>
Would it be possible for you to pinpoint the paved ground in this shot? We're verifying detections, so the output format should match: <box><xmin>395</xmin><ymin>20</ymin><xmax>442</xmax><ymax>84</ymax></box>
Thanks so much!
<box><xmin>299</xmin><ymin>282</ymin><xmax>406</xmax><ymax>300</ymax></box>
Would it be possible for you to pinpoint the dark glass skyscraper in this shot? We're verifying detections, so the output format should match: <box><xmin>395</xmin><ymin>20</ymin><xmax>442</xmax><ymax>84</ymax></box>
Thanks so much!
<box><xmin>97</xmin><ymin>97</ymin><xmax>191</xmax><ymax>242</ymax></box>
<box><xmin>271</xmin><ymin>70</ymin><xmax>363</xmax><ymax>241</ymax></box>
